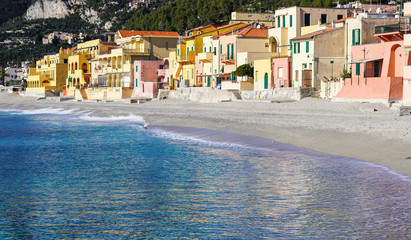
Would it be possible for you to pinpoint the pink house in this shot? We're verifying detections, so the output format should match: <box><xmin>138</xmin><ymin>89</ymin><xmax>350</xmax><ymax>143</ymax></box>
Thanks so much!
<box><xmin>133</xmin><ymin>60</ymin><xmax>163</xmax><ymax>98</ymax></box>
<box><xmin>335</xmin><ymin>26</ymin><xmax>404</xmax><ymax>102</ymax></box>
<box><xmin>272</xmin><ymin>57</ymin><xmax>291</xmax><ymax>89</ymax></box>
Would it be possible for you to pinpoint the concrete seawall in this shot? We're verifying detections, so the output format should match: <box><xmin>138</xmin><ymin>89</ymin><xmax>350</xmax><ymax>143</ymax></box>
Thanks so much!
<box><xmin>158</xmin><ymin>87</ymin><xmax>317</xmax><ymax>103</ymax></box>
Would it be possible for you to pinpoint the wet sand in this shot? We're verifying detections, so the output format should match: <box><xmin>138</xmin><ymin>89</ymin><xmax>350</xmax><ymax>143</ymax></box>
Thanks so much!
<box><xmin>1</xmin><ymin>93</ymin><xmax>411</xmax><ymax>177</ymax></box>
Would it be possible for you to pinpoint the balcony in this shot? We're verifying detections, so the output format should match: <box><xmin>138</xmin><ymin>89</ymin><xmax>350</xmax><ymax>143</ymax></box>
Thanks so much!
<box><xmin>375</xmin><ymin>24</ymin><xmax>403</xmax><ymax>34</ymax></box>
<box><xmin>374</xmin><ymin>23</ymin><xmax>409</xmax><ymax>41</ymax></box>
<box><xmin>220</xmin><ymin>54</ymin><xmax>235</xmax><ymax>64</ymax></box>
<box><xmin>157</xmin><ymin>68</ymin><xmax>167</xmax><ymax>77</ymax></box>
<box><xmin>178</xmin><ymin>51</ymin><xmax>195</xmax><ymax>63</ymax></box>
<box><xmin>198</xmin><ymin>52</ymin><xmax>213</xmax><ymax>62</ymax></box>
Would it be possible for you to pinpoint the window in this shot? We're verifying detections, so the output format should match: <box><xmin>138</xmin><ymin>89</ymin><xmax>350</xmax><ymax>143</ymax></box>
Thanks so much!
<box><xmin>278</xmin><ymin>67</ymin><xmax>283</xmax><ymax>78</ymax></box>
<box><xmin>277</xmin><ymin>16</ymin><xmax>281</xmax><ymax>27</ymax></box>
<box><xmin>178</xmin><ymin>48</ymin><xmax>180</xmax><ymax>56</ymax></box>
<box><xmin>297</xmin><ymin>42</ymin><xmax>300</xmax><ymax>53</ymax></box>
<box><xmin>209</xmin><ymin>47</ymin><xmax>212</xmax><ymax>52</ymax></box>
<box><xmin>293</xmin><ymin>43</ymin><xmax>296</xmax><ymax>54</ymax></box>
<box><xmin>166</xmin><ymin>42</ymin><xmax>169</xmax><ymax>50</ymax></box>
<box><xmin>191</xmin><ymin>46</ymin><xmax>194</xmax><ymax>51</ymax></box>
<box><xmin>290</xmin><ymin>15</ymin><xmax>293</xmax><ymax>27</ymax></box>
<box><xmin>187</xmin><ymin>47</ymin><xmax>189</xmax><ymax>54</ymax></box>
<box><xmin>136</xmin><ymin>66</ymin><xmax>138</xmax><ymax>72</ymax></box>
<box><xmin>352</xmin><ymin>29</ymin><xmax>361</xmax><ymax>45</ymax></box>
<box><xmin>227</xmin><ymin>44</ymin><xmax>230</xmax><ymax>59</ymax></box>
<box><xmin>204</xmin><ymin>47</ymin><xmax>207</xmax><ymax>52</ymax></box>
<box><xmin>356</xmin><ymin>63</ymin><xmax>360</xmax><ymax>75</ymax></box>
<box><xmin>214</xmin><ymin>47</ymin><xmax>216</xmax><ymax>55</ymax></box>
<box><xmin>231</xmin><ymin>44</ymin><xmax>234</xmax><ymax>59</ymax></box>
<box><xmin>220</xmin><ymin>45</ymin><xmax>222</xmax><ymax>54</ymax></box>
<box><xmin>135</xmin><ymin>78</ymin><xmax>138</xmax><ymax>87</ymax></box>
<box><xmin>304</xmin><ymin>13</ymin><xmax>310</xmax><ymax>26</ymax></box>
<box><xmin>321</xmin><ymin>14</ymin><xmax>327</xmax><ymax>24</ymax></box>
<box><xmin>337</xmin><ymin>15</ymin><xmax>343</xmax><ymax>20</ymax></box>
<box><xmin>302</xmin><ymin>63</ymin><xmax>307</xmax><ymax>69</ymax></box>
<box><xmin>282</xmin><ymin>15</ymin><xmax>286</xmax><ymax>27</ymax></box>
<box><xmin>306</xmin><ymin>41</ymin><xmax>309</xmax><ymax>53</ymax></box>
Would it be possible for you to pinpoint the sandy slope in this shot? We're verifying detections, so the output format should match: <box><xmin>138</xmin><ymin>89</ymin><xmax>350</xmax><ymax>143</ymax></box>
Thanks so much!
<box><xmin>1</xmin><ymin>93</ymin><xmax>411</xmax><ymax>177</ymax></box>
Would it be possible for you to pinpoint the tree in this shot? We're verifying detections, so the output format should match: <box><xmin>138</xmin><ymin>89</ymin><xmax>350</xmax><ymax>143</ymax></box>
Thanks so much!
<box><xmin>235</xmin><ymin>64</ymin><xmax>253</xmax><ymax>78</ymax></box>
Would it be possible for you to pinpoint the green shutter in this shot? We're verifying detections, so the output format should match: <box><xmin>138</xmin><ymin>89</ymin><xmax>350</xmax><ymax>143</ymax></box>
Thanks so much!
<box><xmin>178</xmin><ymin>48</ymin><xmax>180</xmax><ymax>56</ymax></box>
<box><xmin>298</xmin><ymin>42</ymin><xmax>300</xmax><ymax>53</ymax></box>
<box><xmin>204</xmin><ymin>47</ymin><xmax>206</xmax><ymax>52</ymax></box>
<box><xmin>231</xmin><ymin>44</ymin><xmax>234</xmax><ymax>59</ymax></box>
<box><xmin>136</xmin><ymin>66</ymin><xmax>138</xmax><ymax>72</ymax></box>
<box><xmin>293</xmin><ymin>43</ymin><xmax>296</xmax><ymax>54</ymax></box>
<box><xmin>220</xmin><ymin>45</ymin><xmax>222</xmax><ymax>54</ymax></box>
<box><xmin>277</xmin><ymin>17</ymin><xmax>280</xmax><ymax>27</ymax></box>
<box><xmin>282</xmin><ymin>16</ymin><xmax>285</xmax><ymax>27</ymax></box>
<box><xmin>290</xmin><ymin>15</ymin><xmax>293</xmax><ymax>27</ymax></box>
<box><xmin>356</xmin><ymin>63</ymin><xmax>360</xmax><ymax>75</ymax></box>
<box><xmin>209</xmin><ymin>47</ymin><xmax>212</xmax><ymax>52</ymax></box>
<box><xmin>187</xmin><ymin>47</ymin><xmax>189</xmax><ymax>54</ymax></box>
<box><xmin>352</xmin><ymin>29</ymin><xmax>356</xmax><ymax>45</ymax></box>
<box><xmin>136</xmin><ymin>78</ymin><xmax>138</xmax><ymax>87</ymax></box>
<box><xmin>306</xmin><ymin>41</ymin><xmax>309</xmax><ymax>53</ymax></box>
<box><xmin>227</xmin><ymin>44</ymin><xmax>230</xmax><ymax>59</ymax></box>
<box><xmin>356</xmin><ymin>29</ymin><xmax>360</xmax><ymax>45</ymax></box>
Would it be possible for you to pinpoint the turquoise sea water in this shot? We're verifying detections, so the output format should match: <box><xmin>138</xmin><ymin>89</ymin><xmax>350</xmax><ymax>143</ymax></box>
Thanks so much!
<box><xmin>0</xmin><ymin>109</ymin><xmax>411</xmax><ymax>239</ymax></box>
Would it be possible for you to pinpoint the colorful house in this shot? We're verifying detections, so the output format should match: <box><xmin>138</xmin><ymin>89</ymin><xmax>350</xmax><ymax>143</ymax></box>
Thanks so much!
<box><xmin>26</xmin><ymin>48</ymin><xmax>70</xmax><ymax>97</ymax></box>
<box><xmin>290</xmin><ymin>27</ymin><xmax>345</xmax><ymax>91</ymax></box>
<box><xmin>214</xmin><ymin>26</ymin><xmax>273</xmax><ymax>91</ymax></box>
<box><xmin>82</xmin><ymin>30</ymin><xmax>179</xmax><ymax>100</ymax></box>
<box><xmin>402</xmin><ymin>2</ymin><xmax>411</xmax><ymax>106</ymax></box>
<box><xmin>133</xmin><ymin>60</ymin><xmax>164</xmax><ymax>98</ymax></box>
<box><xmin>334</xmin><ymin>23</ymin><xmax>404</xmax><ymax>103</ymax></box>
<box><xmin>174</xmin><ymin>22</ymin><xmax>245</xmax><ymax>88</ymax></box>
<box><xmin>66</xmin><ymin>39</ymin><xmax>117</xmax><ymax>97</ymax></box>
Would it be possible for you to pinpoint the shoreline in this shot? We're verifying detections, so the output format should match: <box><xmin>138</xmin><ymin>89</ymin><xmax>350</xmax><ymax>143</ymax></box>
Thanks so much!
<box><xmin>1</xmin><ymin>93</ymin><xmax>411</xmax><ymax>177</ymax></box>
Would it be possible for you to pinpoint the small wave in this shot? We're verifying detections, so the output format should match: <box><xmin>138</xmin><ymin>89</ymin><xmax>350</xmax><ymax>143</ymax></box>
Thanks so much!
<box><xmin>1</xmin><ymin>107</ymin><xmax>80</xmax><ymax>115</ymax></box>
<box><xmin>79</xmin><ymin>114</ymin><xmax>146</xmax><ymax>125</ymax></box>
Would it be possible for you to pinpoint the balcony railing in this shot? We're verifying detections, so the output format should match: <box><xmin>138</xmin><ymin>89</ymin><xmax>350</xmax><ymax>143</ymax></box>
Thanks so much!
<box><xmin>375</xmin><ymin>23</ymin><xmax>407</xmax><ymax>34</ymax></box>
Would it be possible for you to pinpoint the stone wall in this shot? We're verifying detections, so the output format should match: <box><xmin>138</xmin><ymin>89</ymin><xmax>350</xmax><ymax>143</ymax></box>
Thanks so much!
<box><xmin>160</xmin><ymin>88</ymin><xmax>240</xmax><ymax>103</ymax></box>
<box><xmin>240</xmin><ymin>87</ymin><xmax>317</xmax><ymax>100</ymax></box>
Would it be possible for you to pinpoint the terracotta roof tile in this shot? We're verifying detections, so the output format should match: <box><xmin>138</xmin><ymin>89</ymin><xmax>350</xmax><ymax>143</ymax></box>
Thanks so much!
<box><xmin>118</xmin><ymin>30</ymin><xmax>179</xmax><ymax>38</ymax></box>
<box><xmin>290</xmin><ymin>27</ymin><xmax>342</xmax><ymax>41</ymax></box>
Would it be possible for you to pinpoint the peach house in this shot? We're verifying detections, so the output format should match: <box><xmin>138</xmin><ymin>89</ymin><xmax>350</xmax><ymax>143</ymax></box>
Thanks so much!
<box><xmin>334</xmin><ymin>25</ymin><xmax>404</xmax><ymax>103</ymax></box>
<box><xmin>133</xmin><ymin>60</ymin><xmax>164</xmax><ymax>98</ymax></box>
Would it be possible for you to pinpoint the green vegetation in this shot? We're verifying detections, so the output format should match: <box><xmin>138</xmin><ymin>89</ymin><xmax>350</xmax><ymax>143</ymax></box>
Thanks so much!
<box><xmin>235</xmin><ymin>64</ymin><xmax>253</xmax><ymax>78</ymax></box>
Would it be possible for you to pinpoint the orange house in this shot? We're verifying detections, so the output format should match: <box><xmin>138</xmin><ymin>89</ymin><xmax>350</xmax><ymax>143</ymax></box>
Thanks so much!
<box><xmin>335</xmin><ymin>24</ymin><xmax>405</xmax><ymax>103</ymax></box>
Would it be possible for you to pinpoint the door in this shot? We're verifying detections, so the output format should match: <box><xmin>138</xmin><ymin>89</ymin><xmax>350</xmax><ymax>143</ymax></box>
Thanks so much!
<box><xmin>264</xmin><ymin>73</ymin><xmax>269</xmax><ymax>89</ymax></box>
<box><xmin>374</xmin><ymin>61</ymin><xmax>379</xmax><ymax>77</ymax></box>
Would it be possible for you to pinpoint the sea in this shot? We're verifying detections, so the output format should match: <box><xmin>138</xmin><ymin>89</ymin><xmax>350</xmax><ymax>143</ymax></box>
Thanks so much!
<box><xmin>0</xmin><ymin>108</ymin><xmax>410</xmax><ymax>239</ymax></box>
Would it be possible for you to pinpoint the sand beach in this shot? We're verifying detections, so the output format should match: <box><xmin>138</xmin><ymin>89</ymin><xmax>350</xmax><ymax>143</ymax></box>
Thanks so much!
<box><xmin>1</xmin><ymin>92</ymin><xmax>411</xmax><ymax>177</ymax></box>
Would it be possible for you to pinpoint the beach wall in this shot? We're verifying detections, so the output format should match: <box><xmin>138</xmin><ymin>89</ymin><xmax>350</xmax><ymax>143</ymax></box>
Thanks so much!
<box><xmin>160</xmin><ymin>88</ymin><xmax>240</xmax><ymax>103</ymax></box>
<box><xmin>240</xmin><ymin>87</ymin><xmax>317</xmax><ymax>100</ymax></box>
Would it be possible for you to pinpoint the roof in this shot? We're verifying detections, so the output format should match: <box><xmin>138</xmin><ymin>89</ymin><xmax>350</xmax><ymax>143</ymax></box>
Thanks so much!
<box><xmin>118</xmin><ymin>30</ymin><xmax>179</xmax><ymax>38</ymax></box>
<box><xmin>212</xmin><ymin>22</ymin><xmax>253</xmax><ymax>38</ymax></box>
<box><xmin>183</xmin><ymin>22</ymin><xmax>245</xmax><ymax>39</ymax></box>
<box><xmin>189</xmin><ymin>24</ymin><xmax>214</xmax><ymax>32</ymax></box>
<box><xmin>237</xmin><ymin>28</ymin><xmax>268</xmax><ymax>38</ymax></box>
<box><xmin>290</xmin><ymin>27</ymin><xmax>343</xmax><ymax>41</ymax></box>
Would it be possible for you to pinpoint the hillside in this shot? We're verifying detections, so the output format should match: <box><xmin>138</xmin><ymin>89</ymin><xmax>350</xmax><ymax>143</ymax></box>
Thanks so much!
<box><xmin>0</xmin><ymin>0</ymin><xmax>352</xmax><ymax>67</ymax></box>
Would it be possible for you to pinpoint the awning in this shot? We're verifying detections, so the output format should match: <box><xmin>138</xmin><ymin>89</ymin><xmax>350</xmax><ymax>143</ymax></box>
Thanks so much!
<box><xmin>348</xmin><ymin>57</ymin><xmax>384</xmax><ymax>64</ymax></box>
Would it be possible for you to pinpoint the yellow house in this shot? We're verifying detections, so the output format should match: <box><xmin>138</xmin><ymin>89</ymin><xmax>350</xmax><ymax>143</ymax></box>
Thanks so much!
<box><xmin>66</xmin><ymin>39</ymin><xmax>117</xmax><ymax>97</ymax></box>
<box><xmin>174</xmin><ymin>22</ymin><xmax>245</xmax><ymax>87</ymax></box>
<box><xmin>26</xmin><ymin>47</ymin><xmax>70</xmax><ymax>97</ymax></box>
<box><xmin>80</xmin><ymin>30</ymin><xmax>179</xmax><ymax>100</ymax></box>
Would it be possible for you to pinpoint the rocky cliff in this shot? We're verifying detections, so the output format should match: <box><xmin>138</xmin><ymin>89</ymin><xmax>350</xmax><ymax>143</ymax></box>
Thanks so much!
<box><xmin>25</xmin><ymin>0</ymin><xmax>70</xmax><ymax>20</ymax></box>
